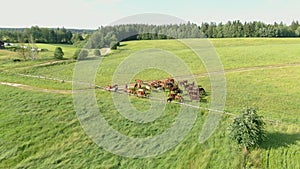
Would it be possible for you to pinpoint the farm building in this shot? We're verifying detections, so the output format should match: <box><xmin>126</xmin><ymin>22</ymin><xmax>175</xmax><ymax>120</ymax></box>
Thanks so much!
<box><xmin>0</xmin><ymin>41</ymin><xmax>5</xmax><ymax>49</ymax></box>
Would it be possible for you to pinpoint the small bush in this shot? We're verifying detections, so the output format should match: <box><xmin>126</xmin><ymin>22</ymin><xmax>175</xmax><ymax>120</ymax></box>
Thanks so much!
<box><xmin>79</xmin><ymin>50</ymin><xmax>89</xmax><ymax>59</ymax></box>
<box><xmin>110</xmin><ymin>41</ymin><xmax>118</xmax><ymax>50</ymax></box>
<box><xmin>54</xmin><ymin>47</ymin><xmax>64</xmax><ymax>60</ymax></box>
<box><xmin>40</xmin><ymin>48</ymin><xmax>49</xmax><ymax>52</ymax></box>
<box><xmin>229</xmin><ymin>108</ymin><xmax>266</xmax><ymax>152</ymax></box>
<box><xmin>12</xmin><ymin>59</ymin><xmax>22</xmax><ymax>62</ymax></box>
<box><xmin>93</xmin><ymin>49</ymin><xmax>101</xmax><ymax>56</ymax></box>
<box><xmin>73</xmin><ymin>49</ymin><xmax>80</xmax><ymax>60</ymax></box>
<box><xmin>6</xmin><ymin>46</ymin><xmax>19</xmax><ymax>52</ymax></box>
<box><xmin>73</xmin><ymin>49</ymin><xmax>89</xmax><ymax>60</ymax></box>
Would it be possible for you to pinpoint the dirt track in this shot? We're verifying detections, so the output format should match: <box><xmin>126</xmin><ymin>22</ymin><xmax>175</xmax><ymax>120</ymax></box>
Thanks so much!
<box><xmin>0</xmin><ymin>82</ymin><xmax>72</xmax><ymax>95</ymax></box>
<box><xmin>192</xmin><ymin>62</ymin><xmax>300</xmax><ymax>78</ymax></box>
<box><xmin>1</xmin><ymin>62</ymin><xmax>300</xmax><ymax>94</ymax></box>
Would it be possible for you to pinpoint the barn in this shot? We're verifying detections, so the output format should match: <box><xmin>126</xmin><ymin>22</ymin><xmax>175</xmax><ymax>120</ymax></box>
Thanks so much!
<box><xmin>0</xmin><ymin>41</ymin><xmax>5</xmax><ymax>49</ymax></box>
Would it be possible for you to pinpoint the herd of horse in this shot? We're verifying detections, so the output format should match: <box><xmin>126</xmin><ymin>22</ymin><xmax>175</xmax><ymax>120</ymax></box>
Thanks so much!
<box><xmin>105</xmin><ymin>78</ymin><xmax>206</xmax><ymax>103</ymax></box>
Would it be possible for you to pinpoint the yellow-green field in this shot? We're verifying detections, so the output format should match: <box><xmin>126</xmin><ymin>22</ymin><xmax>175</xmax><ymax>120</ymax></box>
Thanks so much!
<box><xmin>0</xmin><ymin>38</ymin><xmax>299</xmax><ymax>168</ymax></box>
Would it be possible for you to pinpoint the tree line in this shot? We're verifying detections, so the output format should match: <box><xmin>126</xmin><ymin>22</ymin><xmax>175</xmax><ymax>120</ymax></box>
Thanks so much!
<box><xmin>0</xmin><ymin>26</ymin><xmax>82</xmax><ymax>44</ymax></box>
<box><xmin>85</xmin><ymin>22</ymin><xmax>202</xmax><ymax>49</ymax></box>
<box><xmin>200</xmin><ymin>20</ymin><xmax>300</xmax><ymax>38</ymax></box>
<box><xmin>1</xmin><ymin>20</ymin><xmax>300</xmax><ymax>48</ymax></box>
<box><xmin>85</xmin><ymin>21</ymin><xmax>300</xmax><ymax>49</ymax></box>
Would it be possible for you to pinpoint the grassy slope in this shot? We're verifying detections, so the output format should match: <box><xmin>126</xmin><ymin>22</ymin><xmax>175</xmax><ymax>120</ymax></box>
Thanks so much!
<box><xmin>0</xmin><ymin>44</ymin><xmax>77</xmax><ymax>71</ymax></box>
<box><xmin>0</xmin><ymin>39</ymin><xmax>299</xmax><ymax>168</ymax></box>
<box><xmin>11</xmin><ymin>38</ymin><xmax>300</xmax><ymax>84</ymax></box>
<box><xmin>0</xmin><ymin>86</ymin><xmax>244</xmax><ymax>169</ymax></box>
<box><xmin>0</xmin><ymin>44</ymin><xmax>77</xmax><ymax>90</ymax></box>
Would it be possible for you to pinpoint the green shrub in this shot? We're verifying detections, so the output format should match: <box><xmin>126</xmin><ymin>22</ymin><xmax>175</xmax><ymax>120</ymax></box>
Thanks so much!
<box><xmin>110</xmin><ymin>41</ymin><xmax>118</xmax><ymax>50</ymax></box>
<box><xmin>73</xmin><ymin>49</ymin><xmax>89</xmax><ymax>60</ymax></box>
<box><xmin>93</xmin><ymin>49</ymin><xmax>101</xmax><ymax>56</ymax></box>
<box><xmin>229</xmin><ymin>108</ymin><xmax>266</xmax><ymax>152</ymax></box>
<box><xmin>54</xmin><ymin>47</ymin><xmax>64</xmax><ymax>60</ymax></box>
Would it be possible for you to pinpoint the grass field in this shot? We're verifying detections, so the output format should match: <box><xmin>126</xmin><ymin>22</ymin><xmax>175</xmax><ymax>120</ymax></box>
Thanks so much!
<box><xmin>0</xmin><ymin>43</ymin><xmax>77</xmax><ymax>71</ymax></box>
<box><xmin>0</xmin><ymin>38</ymin><xmax>299</xmax><ymax>168</ymax></box>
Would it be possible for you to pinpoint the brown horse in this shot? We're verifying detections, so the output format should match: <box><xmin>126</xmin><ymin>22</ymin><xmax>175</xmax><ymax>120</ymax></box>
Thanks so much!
<box><xmin>136</xmin><ymin>89</ymin><xmax>146</xmax><ymax>97</ymax></box>
<box><xmin>105</xmin><ymin>85</ymin><xmax>112</xmax><ymax>91</ymax></box>
<box><xmin>167</xmin><ymin>94</ymin><xmax>184</xmax><ymax>102</ymax></box>
<box><xmin>135</xmin><ymin>79</ymin><xmax>143</xmax><ymax>84</ymax></box>
<box><xmin>127</xmin><ymin>89</ymin><xmax>135</xmax><ymax>94</ymax></box>
<box><xmin>170</xmin><ymin>86</ymin><xmax>180</xmax><ymax>93</ymax></box>
<box><xmin>167</xmin><ymin>94</ymin><xmax>176</xmax><ymax>102</ymax></box>
<box><xmin>175</xmin><ymin>95</ymin><xmax>184</xmax><ymax>102</ymax></box>
<box><xmin>134</xmin><ymin>83</ymin><xmax>142</xmax><ymax>89</ymax></box>
<box><xmin>168</xmin><ymin>78</ymin><xmax>175</xmax><ymax>84</ymax></box>
<box><xmin>106</xmin><ymin>85</ymin><xmax>118</xmax><ymax>92</ymax></box>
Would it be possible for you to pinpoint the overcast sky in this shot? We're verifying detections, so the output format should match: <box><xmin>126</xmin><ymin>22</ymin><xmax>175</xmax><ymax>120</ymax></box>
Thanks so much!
<box><xmin>1</xmin><ymin>0</ymin><xmax>299</xmax><ymax>29</ymax></box>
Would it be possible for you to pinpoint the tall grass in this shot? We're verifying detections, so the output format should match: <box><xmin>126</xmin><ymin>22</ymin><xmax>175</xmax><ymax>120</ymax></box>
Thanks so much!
<box><xmin>0</xmin><ymin>38</ymin><xmax>299</xmax><ymax>168</ymax></box>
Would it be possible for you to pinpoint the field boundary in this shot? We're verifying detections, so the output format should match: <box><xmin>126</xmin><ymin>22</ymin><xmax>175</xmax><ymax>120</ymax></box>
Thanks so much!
<box><xmin>0</xmin><ymin>82</ymin><xmax>72</xmax><ymax>94</ymax></box>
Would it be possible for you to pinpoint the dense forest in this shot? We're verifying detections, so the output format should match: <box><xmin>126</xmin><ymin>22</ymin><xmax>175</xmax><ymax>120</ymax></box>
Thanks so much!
<box><xmin>200</xmin><ymin>21</ymin><xmax>300</xmax><ymax>38</ymax></box>
<box><xmin>85</xmin><ymin>22</ymin><xmax>202</xmax><ymax>49</ymax></box>
<box><xmin>1</xmin><ymin>20</ymin><xmax>300</xmax><ymax>49</ymax></box>
<box><xmin>86</xmin><ymin>21</ymin><xmax>300</xmax><ymax>48</ymax></box>
<box><xmin>0</xmin><ymin>27</ymin><xmax>93</xmax><ymax>44</ymax></box>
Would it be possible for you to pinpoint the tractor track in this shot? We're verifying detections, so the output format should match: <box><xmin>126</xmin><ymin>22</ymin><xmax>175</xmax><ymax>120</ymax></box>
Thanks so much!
<box><xmin>177</xmin><ymin>62</ymin><xmax>300</xmax><ymax>80</ymax></box>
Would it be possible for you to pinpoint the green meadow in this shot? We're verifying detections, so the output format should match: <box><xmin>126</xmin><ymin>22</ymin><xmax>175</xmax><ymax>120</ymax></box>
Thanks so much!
<box><xmin>0</xmin><ymin>38</ymin><xmax>299</xmax><ymax>168</ymax></box>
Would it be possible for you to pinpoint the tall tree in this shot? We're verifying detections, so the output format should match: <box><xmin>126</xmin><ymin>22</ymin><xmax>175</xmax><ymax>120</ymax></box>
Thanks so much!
<box><xmin>290</xmin><ymin>21</ymin><xmax>299</xmax><ymax>31</ymax></box>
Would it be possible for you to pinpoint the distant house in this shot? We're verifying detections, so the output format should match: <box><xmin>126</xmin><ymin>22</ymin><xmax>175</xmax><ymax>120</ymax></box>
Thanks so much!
<box><xmin>0</xmin><ymin>41</ymin><xmax>4</xmax><ymax>49</ymax></box>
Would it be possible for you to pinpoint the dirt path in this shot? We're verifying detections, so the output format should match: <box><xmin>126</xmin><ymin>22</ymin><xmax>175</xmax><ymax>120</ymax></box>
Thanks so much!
<box><xmin>13</xmin><ymin>60</ymin><xmax>73</xmax><ymax>70</ymax></box>
<box><xmin>100</xmin><ymin>48</ymin><xmax>111</xmax><ymax>55</ymax></box>
<box><xmin>225</xmin><ymin>62</ymin><xmax>300</xmax><ymax>73</ymax></box>
<box><xmin>15</xmin><ymin>62</ymin><xmax>300</xmax><ymax>84</ymax></box>
<box><xmin>17</xmin><ymin>73</ymin><xmax>73</xmax><ymax>83</ymax></box>
<box><xmin>2</xmin><ymin>62</ymin><xmax>300</xmax><ymax>95</ymax></box>
<box><xmin>4</xmin><ymin>48</ymin><xmax>110</xmax><ymax>71</ymax></box>
<box><xmin>0</xmin><ymin>82</ymin><xmax>72</xmax><ymax>95</ymax></box>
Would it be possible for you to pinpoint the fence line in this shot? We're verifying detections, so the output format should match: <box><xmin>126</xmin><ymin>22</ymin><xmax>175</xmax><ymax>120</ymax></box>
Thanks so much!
<box><xmin>11</xmin><ymin>72</ymin><xmax>287</xmax><ymax>125</ymax></box>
